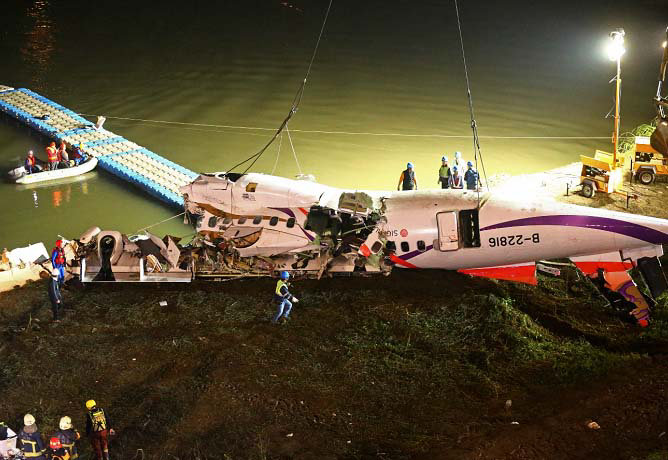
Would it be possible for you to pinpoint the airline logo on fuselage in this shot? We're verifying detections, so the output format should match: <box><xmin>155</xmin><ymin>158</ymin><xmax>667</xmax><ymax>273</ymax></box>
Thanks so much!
<box><xmin>377</xmin><ymin>228</ymin><xmax>408</xmax><ymax>238</ymax></box>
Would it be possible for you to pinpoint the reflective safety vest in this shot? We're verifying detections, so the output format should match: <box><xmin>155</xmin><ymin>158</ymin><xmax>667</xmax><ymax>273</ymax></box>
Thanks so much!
<box><xmin>88</xmin><ymin>409</ymin><xmax>107</xmax><ymax>432</ymax></box>
<box><xmin>18</xmin><ymin>430</ymin><xmax>46</xmax><ymax>458</ymax></box>
<box><xmin>50</xmin><ymin>448</ymin><xmax>71</xmax><ymax>460</ymax></box>
<box><xmin>55</xmin><ymin>429</ymin><xmax>79</xmax><ymax>459</ymax></box>
<box><xmin>275</xmin><ymin>280</ymin><xmax>288</xmax><ymax>298</ymax></box>
<box><xmin>46</xmin><ymin>146</ymin><xmax>58</xmax><ymax>162</ymax></box>
<box><xmin>52</xmin><ymin>247</ymin><xmax>65</xmax><ymax>266</ymax></box>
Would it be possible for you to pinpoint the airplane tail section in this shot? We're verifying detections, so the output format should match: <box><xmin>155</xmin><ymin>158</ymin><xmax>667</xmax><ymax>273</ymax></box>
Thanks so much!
<box><xmin>571</xmin><ymin>246</ymin><xmax>667</xmax><ymax>327</ymax></box>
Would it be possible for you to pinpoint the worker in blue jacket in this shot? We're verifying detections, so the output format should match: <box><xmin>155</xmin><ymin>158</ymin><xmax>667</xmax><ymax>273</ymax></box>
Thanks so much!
<box><xmin>464</xmin><ymin>161</ymin><xmax>479</xmax><ymax>190</ymax></box>
<box><xmin>17</xmin><ymin>414</ymin><xmax>47</xmax><ymax>460</ymax></box>
<box><xmin>273</xmin><ymin>271</ymin><xmax>299</xmax><ymax>324</ymax></box>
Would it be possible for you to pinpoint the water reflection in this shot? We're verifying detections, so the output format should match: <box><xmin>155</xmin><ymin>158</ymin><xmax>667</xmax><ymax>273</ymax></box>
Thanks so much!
<box><xmin>32</xmin><ymin>190</ymin><xmax>39</xmax><ymax>208</ymax></box>
<box><xmin>50</xmin><ymin>185</ymin><xmax>72</xmax><ymax>208</ymax></box>
<box><xmin>20</xmin><ymin>0</ymin><xmax>55</xmax><ymax>90</ymax></box>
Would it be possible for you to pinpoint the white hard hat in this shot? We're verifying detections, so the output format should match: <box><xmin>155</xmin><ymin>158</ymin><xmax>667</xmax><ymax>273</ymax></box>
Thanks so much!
<box><xmin>59</xmin><ymin>416</ymin><xmax>72</xmax><ymax>430</ymax></box>
<box><xmin>24</xmin><ymin>414</ymin><xmax>36</xmax><ymax>427</ymax></box>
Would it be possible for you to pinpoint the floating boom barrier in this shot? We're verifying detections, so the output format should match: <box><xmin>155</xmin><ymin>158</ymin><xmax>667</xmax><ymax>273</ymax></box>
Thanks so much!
<box><xmin>0</xmin><ymin>85</ymin><xmax>197</xmax><ymax>208</ymax></box>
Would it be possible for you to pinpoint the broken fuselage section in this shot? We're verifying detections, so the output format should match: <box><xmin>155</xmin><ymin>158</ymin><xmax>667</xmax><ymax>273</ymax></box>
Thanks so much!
<box><xmin>181</xmin><ymin>172</ymin><xmax>393</xmax><ymax>277</ymax></box>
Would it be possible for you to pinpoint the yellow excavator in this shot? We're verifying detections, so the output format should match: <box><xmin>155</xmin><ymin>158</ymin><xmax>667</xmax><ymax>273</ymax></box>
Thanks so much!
<box><xmin>631</xmin><ymin>27</ymin><xmax>668</xmax><ymax>185</ymax></box>
<box><xmin>650</xmin><ymin>27</ymin><xmax>668</xmax><ymax>157</ymax></box>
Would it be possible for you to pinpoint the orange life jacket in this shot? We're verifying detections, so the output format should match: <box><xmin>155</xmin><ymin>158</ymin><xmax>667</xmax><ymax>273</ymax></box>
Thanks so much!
<box><xmin>26</xmin><ymin>155</ymin><xmax>36</xmax><ymax>166</ymax></box>
<box><xmin>46</xmin><ymin>146</ymin><xmax>58</xmax><ymax>162</ymax></box>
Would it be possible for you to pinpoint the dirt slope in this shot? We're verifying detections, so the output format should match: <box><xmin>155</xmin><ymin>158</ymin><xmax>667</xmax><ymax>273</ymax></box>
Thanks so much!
<box><xmin>1</xmin><ymin>267</ymin><xmax>667</xmax><ymax>459</ymax></box>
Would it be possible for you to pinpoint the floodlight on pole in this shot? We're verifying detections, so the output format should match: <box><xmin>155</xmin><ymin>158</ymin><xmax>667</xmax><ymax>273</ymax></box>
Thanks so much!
<box><xmin>608</xmin><ymin>28</ymin><xmax>625</xmax><ymax>165</ymax></box>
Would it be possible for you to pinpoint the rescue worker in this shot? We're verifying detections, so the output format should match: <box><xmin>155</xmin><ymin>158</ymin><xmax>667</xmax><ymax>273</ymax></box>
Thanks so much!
<box><xmin>18</xmin><ymin>414</ymin><xmax>47</xmax><ymax>460</ymax></box>
<box><xmin>0</xmin><ymin>421</ymin><xmax>18</xmax><ymax>458</ymax></box>
<box><xmin>397</xmin><ymin>162</ymin><xmax>418</xmax><ymax>191</ymax></box>
<box><xmin>85</xmin><ymin>400</ymin><xmax>114</xmax><ymax>460</ymax></box>
<box><xmin>438</xmin><ymin>156</ymin><xmax>451</xmax><ymax>189</ymax></box>
<box><xmin>53</xmin><ymin>417</ymin><xmax>79</xmax><ymax>460</ymax></box>
<box><xmin>25</xmin><ymin>150</ymin><xmax>41</xmax><ymax>174</ymax></box>
<box><xmin>273</xmin><ymin>271</ymin><xmax>299</xmax><ymax>324</ymax></box>
<box><xmin>464</xmin><ymin>161</ymin><xmax>479</xmax><ymax>190</ymax></box>
<box><xmin>48</xmin><ymin>268</ymin><xmax>64</xmax><ymax>322</ymax></box>
<box><xmin>46</xmin><ymin>142</ymin><xmax>59</xmax><ymax>170</ymax></box>
<box><xmin>51</xmin><ymin>239</ymin><xmax>66</xmax><ymax>286</ymax></box>
<box><xmin>449</xmin><ymin>166</ymin><xmax>464</xmax><ymax>189</ymax></box>
<box><xmin>453</xmin><ymin>151</ymin><xmax>465</xmax><ymax>169</ymax></box>
<box><xmin>48</xmin><ymin>437</ymin><xmax>70</xmax><ymax>460</ymax></box>
<box><xmin>71</xmin><ymin>144</ymin><xmax>88</xmax><ymax>166</ymax></box>
<box><xmin>57</xmin><ymin>142</ymin><xmax>70</xmax><ymax>168</ymax></box>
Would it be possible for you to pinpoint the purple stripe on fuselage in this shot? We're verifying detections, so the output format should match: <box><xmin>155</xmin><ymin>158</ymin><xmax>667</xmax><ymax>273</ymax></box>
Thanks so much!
<box><xmin>269</xmin><ymin>207</ymin><xmax>314</xmax><ymax>241</ymax></box>
<box><xmin>269</xmin><ymin>207</ymin><xmax>296</xmax><ymax>218</ymax></box>
<box><xmin>480</xmin><ymin>215</ymin><xmax>668</xmax><ymax>245</ymax></box>
<box><xmin>399</xmin><ymin>244</ymin><xmax>434</xmax><ymax>260</ymax></box>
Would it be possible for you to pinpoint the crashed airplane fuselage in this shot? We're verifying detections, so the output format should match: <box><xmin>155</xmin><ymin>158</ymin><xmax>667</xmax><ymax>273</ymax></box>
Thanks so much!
<box><xmin>180</xmin><ymin>172</ymin><xmax>668</xmax><ymax>326</ymax></box>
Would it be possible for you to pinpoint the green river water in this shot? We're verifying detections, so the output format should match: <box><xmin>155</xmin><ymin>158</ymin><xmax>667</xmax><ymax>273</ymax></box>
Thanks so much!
<box><xmin>0</xmin><ymin>0</ymin><xmax>664</xmax><ymax>249</ymax></box>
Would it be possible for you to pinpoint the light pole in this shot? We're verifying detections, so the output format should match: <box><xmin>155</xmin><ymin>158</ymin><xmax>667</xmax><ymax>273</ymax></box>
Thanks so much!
<box><xmin>607</xmin><ymin>28</ymin><xmax>625</xmax><ymax>166</ymax></box>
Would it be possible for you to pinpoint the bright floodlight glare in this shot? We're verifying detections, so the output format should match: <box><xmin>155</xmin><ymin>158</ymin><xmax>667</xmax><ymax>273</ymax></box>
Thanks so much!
<box><xmin>607</xmin><ymin>28</ymin><xmax>626</xmax><ymax>61</ymax></box>
<box><xmin>663</xmin><ymin>40</ymin><xmax>667</xmax><ymax>48</ymax></box>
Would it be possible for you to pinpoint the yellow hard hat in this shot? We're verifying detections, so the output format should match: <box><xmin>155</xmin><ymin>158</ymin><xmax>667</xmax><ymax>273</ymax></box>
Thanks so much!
<box><xmin>59</xmin><ymin>416</ymin><xmax>72</xmax><ymax>430</ymax></box>
<box><xmin>85</xmin><ymin>400</ymin><xmax>96</xmax><ymax>410</ymax></box>
<box><xmin>24</xmin><ymin>414</ymin><xmax>36</xmax><ymax>426</ymax></box>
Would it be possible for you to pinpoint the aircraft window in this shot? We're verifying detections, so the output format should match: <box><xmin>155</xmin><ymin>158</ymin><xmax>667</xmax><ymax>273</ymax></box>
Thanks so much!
<box><xmin>222</xmin><ymin>217</ymin><xmax>232</xmax><ymax>225</ymax></box>
<box><xmin>459</xmin><ymin>209</ymin><xmax>481</xmax><ymax>248</ymax></box>
<box><xmin>386</xmin><ymin>241</ymin><xmax>396</xmax><ymax>251</ymax></box>
<box><xmin>401</xmin><ymin>242</ymin><xmax>410</xmax><ymax>252</ymax></box>
<box><xmin>246</xmin><ymin>183</ymin><xmax>257</xmax><ymax>192</ymax></box>
<box><xmin>371</xmin><ymin>241</ymin><xmax>383</xmax><ymax>253</ymax></box>
<box><xmin>269</xmin><ymin>216</ymin><xmax>279</xmax><ymax>226</ymax></box>
<box><xmin>253</xmin><ymin>216</ymin><xmax>262</xmax><ymax>225</ymax></box>
<box><xmin>417</xmin><ymin>240</ymin><xmax>426</xmax><ymax>252</ymax></box>
<box><xmin>286</xmin><ymin>217</ymin><xmax>296</xmax><ymax>228</ymax></box>
<box><xmin>237</xmin><ymin>217</ymin><xmax>247</xmax><ymax>225</ymax></box>
<box><xmin>208</xmin><ymin>216</ymin><xmax>217</xmax><ymax>228</ymax></box>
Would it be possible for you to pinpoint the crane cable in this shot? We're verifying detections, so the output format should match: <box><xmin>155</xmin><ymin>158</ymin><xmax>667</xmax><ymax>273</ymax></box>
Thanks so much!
<box><xmin>226</xmin><ymin>0</ymin><xmax>333</xmax><ymax>175</ymax></box>
<box><xmin>454</xmin><ymin>0</ymin><xmax>489</xmax><ymax>207</ymax></box>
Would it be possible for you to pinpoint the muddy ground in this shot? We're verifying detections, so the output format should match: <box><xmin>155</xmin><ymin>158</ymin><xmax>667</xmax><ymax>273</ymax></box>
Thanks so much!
<box><xmin>1</xmin><ymin>265</ymin><xmax>667</xmax><ymax>459</ymax></box>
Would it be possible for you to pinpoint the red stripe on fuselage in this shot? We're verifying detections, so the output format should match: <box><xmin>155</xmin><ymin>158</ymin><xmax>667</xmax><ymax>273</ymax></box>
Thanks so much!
<box><xmin>390</xmin><ymin>254</ymin><xmax>417</xmax><ymax>268</ymax></box>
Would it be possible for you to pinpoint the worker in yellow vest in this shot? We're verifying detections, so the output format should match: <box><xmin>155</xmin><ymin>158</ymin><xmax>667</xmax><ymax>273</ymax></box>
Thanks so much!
<box><xmin>273</xmin><ymin>271</ymin><xmax>299</xmax><ymax>324</ymax></box>
<box><xmin>85</xmin><ymin>400</ymin><xmax>115</xmax><ymax>460</ymax></box>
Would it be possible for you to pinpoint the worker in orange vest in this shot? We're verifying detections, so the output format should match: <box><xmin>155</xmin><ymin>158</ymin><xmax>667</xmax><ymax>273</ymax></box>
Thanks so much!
<box><xmin>25</xmin><ymin>150</ymin><xmax>42</xmax><ymax>174</ymax></box>
<box><xmin>46</xmin><ymin>142</ymin><xmax>59</xmax><ymax>170</ymax></box>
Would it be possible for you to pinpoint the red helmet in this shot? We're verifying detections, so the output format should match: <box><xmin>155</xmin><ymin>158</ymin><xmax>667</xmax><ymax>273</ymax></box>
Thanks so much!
<box><xmin>55</xmin><ymin>239</ymin><xmax>63</xmax><ymax>248</ymax></box>
<box><xmin>50</xmin><ymin>437</ymin><xmax>62</xmax><ymax>449</ymax></box>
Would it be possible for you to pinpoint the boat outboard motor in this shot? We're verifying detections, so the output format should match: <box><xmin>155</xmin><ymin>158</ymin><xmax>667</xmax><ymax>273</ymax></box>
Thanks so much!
<box><xmin>650</xmin><ymin>27</ymin><xmax>668</xmax><ymax>155</ymax></box>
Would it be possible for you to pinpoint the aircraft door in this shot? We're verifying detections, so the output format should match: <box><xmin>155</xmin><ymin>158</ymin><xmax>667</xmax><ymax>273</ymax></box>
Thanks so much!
<box><xmin>436</xmin><ymin>212</ymin><xmax>459</xmax><ymax>251</ymax></box>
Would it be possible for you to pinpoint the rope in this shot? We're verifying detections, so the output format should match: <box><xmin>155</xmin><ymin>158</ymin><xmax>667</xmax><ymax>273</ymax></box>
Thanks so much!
<box><xmin>286</xmin><ymin>124</ymin><xmax>303</xmax><ymax>175</ymax></box>
<box><xmin>454</xmin><ymin>0</ymin><xmax>488</xmax><ymax>206</ymax></box>
<box><xmin>135</xmin><ymin>212</ymin><xmax>186</xmax><ymax>234</ymax></box>
<box><xmin>80</xmin><ymin>114</ymin><xmax>614</xmax><ymax>140</ymax></box>
<box><xmin>225</xmin><ymin>0</ymin><xmax>333</xmax><ymax>175</ymax></box>
<box><xmin>271</xmin><ymin>132</ymin><xmax>283</xmax><ymax>175</ymax></box>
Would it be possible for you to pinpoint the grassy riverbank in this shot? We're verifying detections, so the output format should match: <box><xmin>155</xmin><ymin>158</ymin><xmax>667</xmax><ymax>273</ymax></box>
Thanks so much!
<box><xmin>1</xmin><ymin>266</ymin><xmax>668</xmax><ymax>459</ymax></box>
